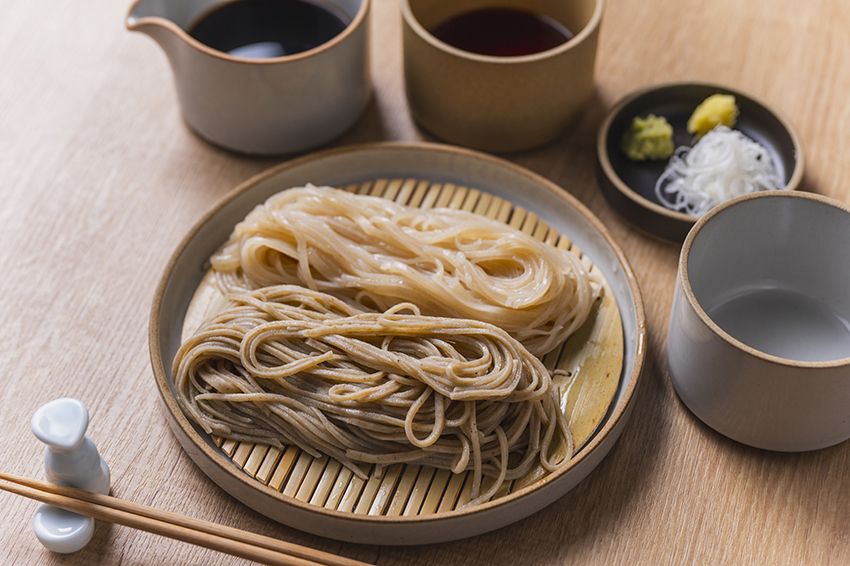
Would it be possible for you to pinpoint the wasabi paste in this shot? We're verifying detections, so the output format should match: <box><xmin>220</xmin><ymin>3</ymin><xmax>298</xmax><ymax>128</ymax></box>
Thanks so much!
<box><xmin>620</xmin><ymin>114</ymin><xmax>674</xmax><ymax>161</ymax></box>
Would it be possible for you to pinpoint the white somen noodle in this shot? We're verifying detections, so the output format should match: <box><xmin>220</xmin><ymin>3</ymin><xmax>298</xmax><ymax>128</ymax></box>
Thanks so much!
<box><xmin>209</xmin><ymin>186</ymin><xmax>598</xmax><ymax>357</ymax></box>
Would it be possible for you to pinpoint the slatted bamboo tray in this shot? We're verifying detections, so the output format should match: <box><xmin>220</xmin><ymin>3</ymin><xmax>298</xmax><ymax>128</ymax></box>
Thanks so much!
<box><xmin>150</xmin><ymin>142</ymin><xmax>645</xmax><ymax>545</ymax></box>
<box><xmin>180</xmin><ymin>178</ymin><xmax>624</xmax><ymax>518</ymax></box>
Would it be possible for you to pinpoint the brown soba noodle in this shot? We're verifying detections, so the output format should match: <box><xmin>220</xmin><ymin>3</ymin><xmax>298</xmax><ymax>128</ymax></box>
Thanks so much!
<box><xmin>209</xmin><ymin>185</ymin><xmax>598</xmax><ymax>357</ymax></box>
<box><xmin>173</xmin><ymin>285</ymin><xmax>573</xmax><ymax>506</ymax></box>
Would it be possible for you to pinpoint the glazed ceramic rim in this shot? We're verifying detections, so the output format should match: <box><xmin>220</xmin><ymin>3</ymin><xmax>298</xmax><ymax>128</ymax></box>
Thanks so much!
<box><xmin>126</xmin><ymin>0</ymin><xmax>369</xmax><ymax>65</ymax></box>
<box><xmin>679</xmin><ymin>190</ymin><xmax>850</xmax><ymax>368</ymax></box>
<box><xmin>149</xmin><ymin>141</ymin><xmax>646</xmax><ymax>534</ymax></box>
<box><xmin>400</xmin><ymin>0</ymin><xmax>604</xmax><ymax>64</ymax></box>
<box><xmin>597</xmin><ymin>81</ymin><xmax>805</xmax><ymax>225</ymax></box>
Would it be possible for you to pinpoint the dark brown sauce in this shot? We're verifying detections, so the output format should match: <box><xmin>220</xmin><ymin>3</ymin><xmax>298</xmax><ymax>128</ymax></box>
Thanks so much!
<box><xmin>188</xmin><ymin>0</ymin><xmax>351</xmax><ymax>59</ymax></box>
<box><xmin>430</xmin><ymin>7</ymin><xmax>573</xmax><ymax>57</ymax></box>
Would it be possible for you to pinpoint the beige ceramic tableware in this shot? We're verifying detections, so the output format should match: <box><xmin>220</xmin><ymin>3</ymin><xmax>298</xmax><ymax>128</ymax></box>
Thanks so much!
<box><xmin>126</xmin><ymin>0</ymin><xmax>371</xmax><ymax>155</ymax></box>
<box><xmin>667</xmin><ymin>191</ymin><xmax>850</xmax><ymax>452</ymax></box>
<box><xmin>150</xmin><ymin>142</ymin><xmax>646</xmax><ymax>544</ymax></box>
<box><xmin>401</xmin><ymin>0</ymin><xmax>603</xmax><ymax>153</ymax></box>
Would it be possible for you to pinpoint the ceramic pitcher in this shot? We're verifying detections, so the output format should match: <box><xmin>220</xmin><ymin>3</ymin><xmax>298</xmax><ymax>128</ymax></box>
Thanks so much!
<box><xmin>126</xmin><ymin>0</ymin><xmax>371</xmax><ymax>154</ymax></box>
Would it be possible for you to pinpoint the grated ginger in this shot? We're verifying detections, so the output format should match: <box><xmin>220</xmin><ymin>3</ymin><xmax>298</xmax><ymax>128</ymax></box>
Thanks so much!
<box><xmin>687</xmin><ymin>94</ymin><xmax>739</xmax><ymax>137</ymax></box>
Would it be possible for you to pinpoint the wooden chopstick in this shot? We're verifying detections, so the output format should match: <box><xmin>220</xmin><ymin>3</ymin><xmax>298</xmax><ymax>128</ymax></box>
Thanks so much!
<box><xmin>0</xmin><ymin>472</ymin><xmax>371</xmax><ymax>566</ymax></box>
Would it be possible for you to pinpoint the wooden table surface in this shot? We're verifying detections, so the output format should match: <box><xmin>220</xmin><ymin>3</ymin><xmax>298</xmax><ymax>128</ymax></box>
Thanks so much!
<box><xmin>2</xmin><ymin>0</ymin><xmax>849</xmax><ymax>564</ymax></box>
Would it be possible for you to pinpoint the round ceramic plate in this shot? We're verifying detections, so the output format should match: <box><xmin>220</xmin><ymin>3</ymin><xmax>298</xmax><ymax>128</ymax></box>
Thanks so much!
<box><xmin>596</xmin><ymin>82</ymin><xmax>804</xmax><ymax>242</ymax></box>
<box><xmin>150</xmin><ymin>142</ymin><xmax>646</xmax><ymax>545</ymax></box>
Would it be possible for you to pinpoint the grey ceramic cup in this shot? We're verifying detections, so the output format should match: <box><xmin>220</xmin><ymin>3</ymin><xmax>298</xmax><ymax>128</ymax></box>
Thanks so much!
<box><xmin>667</xmin><ymin>191</ymin><xmax>850</xmax><ymax>452</ymax></box>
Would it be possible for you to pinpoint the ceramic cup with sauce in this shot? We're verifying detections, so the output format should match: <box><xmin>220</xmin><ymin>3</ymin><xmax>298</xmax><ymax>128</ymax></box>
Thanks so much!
<box><xmin>401</xmin><ymin>0</ymin><xmax>603</xmax><ymax>153</ymax></box>
<box><xmin>667</xmin><ymin>191</ymin><xmax>850</xmax><ymax>452</ymax></box>
<box><xmin>126</xmin><ymin>0</ymin><xmax>371</xmax><ymax>155</ymax></box>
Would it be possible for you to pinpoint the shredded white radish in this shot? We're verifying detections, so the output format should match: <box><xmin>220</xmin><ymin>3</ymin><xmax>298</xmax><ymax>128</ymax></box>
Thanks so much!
<box><xmin>654</xmin><ymin>126</ymin><xmax>784</xmax><ymax>216</ymax></box>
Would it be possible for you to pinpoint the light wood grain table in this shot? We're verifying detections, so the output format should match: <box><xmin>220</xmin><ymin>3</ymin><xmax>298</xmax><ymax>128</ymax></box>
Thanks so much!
<box><xmin>1</xmin><ymin>0</ymin><xmax>848</xmax><ymax>564</ymax></box>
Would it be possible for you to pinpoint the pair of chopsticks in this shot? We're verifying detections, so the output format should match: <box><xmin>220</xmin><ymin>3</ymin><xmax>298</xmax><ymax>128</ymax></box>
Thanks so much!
<box><xmin>0</xmin><ymin>472</ymin><xmax>371</xmax><ymax>566</ymax></box>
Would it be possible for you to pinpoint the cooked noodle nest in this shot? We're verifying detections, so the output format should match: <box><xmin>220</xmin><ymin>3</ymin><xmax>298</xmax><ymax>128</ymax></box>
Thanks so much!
<box><xmin>173</xmin><ymin>285</ymin><xmax>573</xmax><ymax>506</ymax></box>
<box><xmin>209</xmin><ymin>185</ymin><xmax>599</xmax><ymax>357</ymax></box>
<box><xmin>172</xmin><ymin>182</ymin><xmax>626</xmax><ymax>510</ymax></box>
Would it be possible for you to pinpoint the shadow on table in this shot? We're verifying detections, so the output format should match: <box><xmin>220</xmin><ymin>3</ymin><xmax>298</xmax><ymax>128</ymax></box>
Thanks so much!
<box><xmin>676</xmin><ymin>393</ymin><xmax>850</xmax><ymax>551</ymax></box>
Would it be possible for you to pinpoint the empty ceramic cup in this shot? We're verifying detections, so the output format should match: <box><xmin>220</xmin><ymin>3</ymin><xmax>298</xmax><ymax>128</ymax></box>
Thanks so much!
<box><xmin>667</xmin><ymin>191</ymin><xmax>850</xmax><ymax>451</ymax></box>
<box><xmin>126</xmin><ymin>0</ymin><xmax>371</xmax><ymax>155</ymax></box>
<box><xmin>401</xmin><ymin>0</ymin><xmax>603</xmax><ymax>153</ymax></box>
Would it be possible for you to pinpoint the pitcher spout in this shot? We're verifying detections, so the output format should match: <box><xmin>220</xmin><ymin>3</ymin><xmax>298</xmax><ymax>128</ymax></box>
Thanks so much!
<box><xmin>125</xmin><ymin>0</ymin><xmax>200</xmax><ymax>48</ymax></box>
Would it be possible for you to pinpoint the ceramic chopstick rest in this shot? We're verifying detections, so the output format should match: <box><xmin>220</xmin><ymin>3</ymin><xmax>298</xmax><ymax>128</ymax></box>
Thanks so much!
<box><xmin>30</xmin><ymin>398</ymin><xmax>111</xmax><ymax>553</ymax></box>
<box><xmin>31</xmin><ymin>506</ymin><xmax>96</xmax><ymax>555</ymax></box>
<box><xmin>31</xmin><ymin>398</ymin><xmax>110</xmax><ymax>494</ymax></box>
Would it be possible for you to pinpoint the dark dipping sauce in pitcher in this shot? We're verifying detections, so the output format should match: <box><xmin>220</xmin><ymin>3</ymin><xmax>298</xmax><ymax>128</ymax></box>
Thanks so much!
<box><xmin>431</xmin><ymin>7</ymin><xmax>573</xmax><ymax>57</ymax></box>
<box><xmin>189</xmin><ymin>0</ymin><xmax>351</xmax><ymax>59</ymax></box>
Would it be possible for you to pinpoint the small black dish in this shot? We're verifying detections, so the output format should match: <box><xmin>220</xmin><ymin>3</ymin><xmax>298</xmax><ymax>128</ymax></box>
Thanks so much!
<box><xmin>596</xmin><ymin>82</ymin><xmax>804</xmax><ymax>243</ymax></box>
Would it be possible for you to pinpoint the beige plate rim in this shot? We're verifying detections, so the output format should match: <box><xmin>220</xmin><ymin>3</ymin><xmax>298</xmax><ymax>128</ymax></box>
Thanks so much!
<box><xmin>149</xmin><ymin>141</ymin><xmax>646</xmax><ymax>537</ymax></box>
